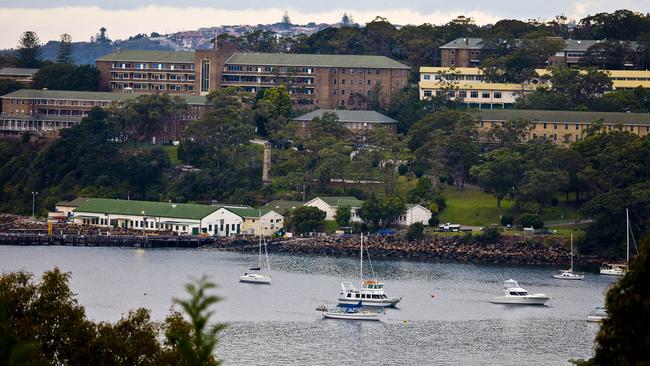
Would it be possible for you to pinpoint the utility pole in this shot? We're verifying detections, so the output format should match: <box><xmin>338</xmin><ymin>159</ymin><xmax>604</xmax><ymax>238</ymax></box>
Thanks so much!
<box><xmin>31</xmin><ymin>191</ymin><xmax>38</xmax><ymax>219</ymax></box>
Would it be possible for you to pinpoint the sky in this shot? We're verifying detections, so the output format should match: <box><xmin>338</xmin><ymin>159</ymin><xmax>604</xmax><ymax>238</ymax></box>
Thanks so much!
<box><xmin>1</xmin><ymin>0</ymin><xmax>650</xmax><ymax>49</ymax></box>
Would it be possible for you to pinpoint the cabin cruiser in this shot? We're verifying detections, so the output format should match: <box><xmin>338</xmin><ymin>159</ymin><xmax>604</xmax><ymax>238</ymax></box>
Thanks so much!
<box><xmin>491</xmin><ymin>279</ymin><xmax>551</xmax><ymax>305</ymax></box>
<box><xmin>600</xmin><ymin>263</ymin><xmax>626</xmax><ymax>276</ymax></box>
<box><xmin>587</xmin><ymin>307</ymin><xmax>608</xmax><ymax>322</ymax></box>
<box><xmin>338</xmin><ymin>280</ymin><xmax>402</xmax><ymax>308</ymax></box>
<box><xmin>322</xmin><ymin>301</ymin><xmax>381</xmax><ymax>321</ymax></box>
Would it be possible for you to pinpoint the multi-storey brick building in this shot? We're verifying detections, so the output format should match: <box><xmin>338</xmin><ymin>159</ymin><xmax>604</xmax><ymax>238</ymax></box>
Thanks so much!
<box><xmin>0</xmin><ymin>89</ymin><xmax>207</xmax><ymax>140</ymax></box>
<box><xmin>97</xmin><ymin>48</ymin><xmax>410</xmax><ymax>109</ymax></box>
<box><xmin>0</xmin><ymin>67</ymin><xmax>39</xmax><ymax>84</ymax></box>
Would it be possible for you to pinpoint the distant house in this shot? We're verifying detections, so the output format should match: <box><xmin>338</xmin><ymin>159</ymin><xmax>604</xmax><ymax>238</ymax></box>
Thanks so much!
<box><xmin>55</xmin><ymin>197</ymin><xmax>90</xmax><ymax>217</ymax></box>
<box><xmin>293</xmin><ymin>109</ymin><xmax>398</xmax><ymax>136</ymax></box>
<box><xmin>226</xmin><ymin>207</ymin><xmax>284</xmax><ymax>236</ymax></box>
<box><xmin>395</xmin><ymin>204</ymin><xmax>432</xmax><ymax>226</ymax></box>
<box><xmin>304</xmin><ymin>196</ymin><xmax>363</xmax><ymax>222</ymax></box>
<box><xmin>0</xmin><ymin>68</ymin><xmax>39</xmax><ymax>84</ymax></box>
<box><xmin>263</xmin><ymin>200</ymin><xmax>304</xmax><ymax>216</ymax></box>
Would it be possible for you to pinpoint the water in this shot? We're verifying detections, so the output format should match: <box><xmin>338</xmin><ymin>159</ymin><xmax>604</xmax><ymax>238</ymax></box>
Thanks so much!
<box><xmin>0</xmin><ymin>246</ymin><xmax>615</xmax><ymax>365</ymax></box>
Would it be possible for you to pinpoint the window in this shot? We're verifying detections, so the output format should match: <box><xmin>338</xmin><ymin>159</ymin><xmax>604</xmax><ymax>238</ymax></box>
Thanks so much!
<box><xmin>564</xmin><ymin>123</ymin><xmax>568</xmax><ymax>130</ymax></box>
<box><xmin>482</xmin><ymin>91</ymin><xmax>490</xmax><ymax>99</ymax></box>
<box><xmin>228</xmin><ymin>65</ymin><xmax>242</xmax><ymax>71</ymax></box>
<box><xmin>375</xmin><ymin>69</ymin><xmax>380</xmax><ymax>74</ymax></box>
<box><xmin>543</xmin><ymin>123</ymin><xmax>547</xmax><ymax>129</ymax></box>
<box><xmin>333</xmin><ymin>79</ymin><xmax>337</xmax><ymax>85</ymax></box>
<box><xmin>423</xmin><ymin>90</ymin><xmax>432</xmax><ymax>98</ymax></box>
<box><xmin>367</xmin><ymin>69</ymin><xmax>372</xmax><ymax>74</ymax></box>
<box><xmin>576</xmin><ymin>124</ymin><xmax>580</xmax><ymax>130</ymax></box>
<box><xmin>493</xmin><ymin>92</ymin><xmax>502</xmax><ymax>99</ymax></box>
<box><xmin>246</xmin><ymin>66</ymin><xmax>253</xmax><ymax>72</ymax></box>
<box><xmin>367</xmin><ymin>80</ymin><xmax>371</xmax><ymax>85</ymax></box>
<box><xmin>458</xmin><ymin>91</ymin><xmax>467</xmax><ymax>98</ymax></box>
<box><xmin>553</xmin><ymin>123</ymin><xmax>558</xmax><ymax>129</ymax></box>
<box><xmin>341</xmin><ymin>89</ymin><xmax>345</xmax><ymax>95</ymax></box>
<box><xmin>200</xmin><ymin>59</ymin><xmax>210</xmax><ymax>93</ymax></box>
<box><xmin>332</xmin><ymin>90</ymin><xmax>337</xmax><ymax>95</ymax></box>
<box><xmin>341</xmin><ymin>79</ymin><xmax>345</xmax><ymax>85</ymax></box>
<box><xmin>423</xmin><ymin>74</ymin><xmax>431</xmax><ymax>80</ymax></box>
<box><xmin>470</xmin><ymin>91</ymin><xmax>479</xmax><ymax>98</ymax></box>
<box><xmin>341</xmin><ymin>69</ymin><xmax>346</xmax><ymax>74</ymax></box>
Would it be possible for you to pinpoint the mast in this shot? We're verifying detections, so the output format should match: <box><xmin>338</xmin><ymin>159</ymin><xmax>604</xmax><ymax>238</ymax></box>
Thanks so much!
<box><xmin>258</xmin><ymin>210</ymin><xmax>263</xmax><ymax>268</ymax></box>
<box><xmin>360</xmin><ymin>233</ymin><xmax>363</xmax><ymax>285</ymax></box>
<box><xmin>626</xmin><ymin>208</ymin><xmax>630</xmax><ymax>265</ymax></box>
<box><xmin>570</xmin><ymin>233</ymin><xmax>574</xmax><ymax>271</ymax></box>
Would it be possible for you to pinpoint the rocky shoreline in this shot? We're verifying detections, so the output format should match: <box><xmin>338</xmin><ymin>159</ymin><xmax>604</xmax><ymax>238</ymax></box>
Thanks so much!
<box><xmin>208</xmin><ymin>235</ymin><xmax>607</xmax><ymax>267</ymax></box>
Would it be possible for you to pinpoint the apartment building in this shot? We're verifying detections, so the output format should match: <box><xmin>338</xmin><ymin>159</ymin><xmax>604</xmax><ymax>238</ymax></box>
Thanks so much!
<box><xmin>0</xmin><ymin>89</ymin><xmax>207</xmax><ymax>140</ymax></box>
<box><xmin>440</xmin><ymin>38</ymin><xmax>641</xmax><ymax>68</ymax></box>
<box><xmin>419</xmin><ymin>67</ymin><xmax>650</xmax><ymax>109</ymax></box>
<box><xmin>478</xmin><ymin>109</ymin><xmax>650</xmax><ymax>145</ymax></box>
<box><xmin>97</xmin><ymin>48</ymin><xmax>410</xmax><ymax>109</ymax></box>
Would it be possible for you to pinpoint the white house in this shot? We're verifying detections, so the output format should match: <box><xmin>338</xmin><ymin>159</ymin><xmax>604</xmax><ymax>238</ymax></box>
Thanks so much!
<box><xmin>70</xmin><ymin>198</ymin><xmax>243</xmax><ymax>236</ymax></box>
<box><xmin>226</xmin><ymin>207</ymin><xmax>284</xmax><ymax>236</ymax></box>
<box><xmin>304</xmin><ymin>196</ymin><xmax>363</xmax><ymax>223</ymax></box>
<box><xmin>396</xmin><ymin>204</ymin><xmax>432</xmax><ymax>226</ymax></box>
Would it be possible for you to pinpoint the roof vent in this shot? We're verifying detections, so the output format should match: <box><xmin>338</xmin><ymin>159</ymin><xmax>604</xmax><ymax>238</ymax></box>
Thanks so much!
<box><xmin>171</xmin><ymin>204</ymin><xmax>177</xmax><ymax>208</ymax></box>
<box><xmin>42</xmin><ymin>88</ymin><xmax>48</xmax><ymax>91</ymax></box>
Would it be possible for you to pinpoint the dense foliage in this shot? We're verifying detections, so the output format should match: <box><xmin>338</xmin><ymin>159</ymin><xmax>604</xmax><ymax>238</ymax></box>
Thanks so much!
<box><xmin>0</xmin><ymin>269</ymin><xmax>224</xmax><ymax>365</ymax></box>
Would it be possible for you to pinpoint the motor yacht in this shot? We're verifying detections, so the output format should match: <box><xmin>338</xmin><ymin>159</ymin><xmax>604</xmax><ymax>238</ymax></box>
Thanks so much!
<box><xmin>587</xmin><ymin>307</ymin><xmax>608</xmax><ymax>322</ymax></box>
<box><xmin>491</xmin><ymin>279</ymin><xmax>551</xmax><ymax>305</ymax></box>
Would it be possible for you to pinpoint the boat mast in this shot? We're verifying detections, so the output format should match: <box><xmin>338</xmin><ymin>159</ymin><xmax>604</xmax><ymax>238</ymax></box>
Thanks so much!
<box><xmin>570</xmin><ymin>233</ymin><xmax>574</xmax><ymax>271</ymax></box>
<box><xmin>626</xmin><ymin>208</ymin><xmax>630</xmax><ymax>265</ymax></box>
<box><xmin>360</xmin><ymin>232</ymin><xmax>363</xmax><ymax>285</ymax></box>
<box><xmin>258</xmin><ymin>210</ymin><xmax>262</xmax><ymax>268</ymax></box>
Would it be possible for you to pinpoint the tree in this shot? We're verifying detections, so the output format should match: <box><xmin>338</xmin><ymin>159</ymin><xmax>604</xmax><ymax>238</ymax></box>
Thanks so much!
<box><xmin>580</xmin><ymin>41</ymin><xmax>629</xmax><ymax>69</ymax></box>
<box><xmin>56</xmin><ymin>33</ymin><xmax>74</xmax><ymax>64</ymax></box>
<box><xmin>95</xmin><ymin>27</ymin><xmax>111</xmax><ymax>45</ymax></box>
<box><xmin>470</xmin><ymin>148</ymin><xmax>525</xmax><ymax>207</ymax></box>
<box><xmin>120</xmin><ymin>94</ymin><xmax>189</xmax><ymax>143</ymax></box>
<box><xmin>516</xmin><ymin>168</ymin><xmax>569</xmax><ymax>211</ymax></box>
<box><xmin>287</xmin><ymin>206</ymin><xmax>326</xmax><ymax>233</ymax></box>
<box><xmin>31</xmin><ymin>64</ymin><xmax>100</xmax><ymax>91</ymax></box>
<box><xmin>335</xmin><ymin>205</ymin><xmax>352</xmax><ymax>228</ymax></box>
<box><xmin>517</xmin><ymin>213</ymin><xmax>544</xmax><ymax>229</ymax></box>
<box><xmin>16</xmin><ymin>31</ymin><xmax>42</xmax><ymax>68</ymax></box>
<box><xmin>357</xmin><ymin>195</ymin><xmax>405</xmax><ymax>228</ymax></box>
<box><xmin>578</xmin><ymin>236</ymin><xmax>650</xmax><ymax>365</ymax></box>
<box><xmin>405</xmin><ymin>222</ymin><xmax>425</xmax><ymax>241</ymax></box>
<box><xmin>254</xmin><ymin>86</ymin><xmax>292</xmax><ymax>137</ymax></box>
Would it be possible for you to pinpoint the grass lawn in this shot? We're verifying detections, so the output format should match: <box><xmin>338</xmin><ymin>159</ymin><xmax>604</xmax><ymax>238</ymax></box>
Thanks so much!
<box><xmin>162</xmin><ymin>145</ymin><xmax>181</xmax><ymax>165</ymax></box>
<box><xmin>323</xmin><ymin>220</ymin><xmax>338</xmax><ymax>233</ymax></box>
<box><xmin>438</xmin><ymin>185</ymin><xmax>582</xmax><ymax>227</ymax></box>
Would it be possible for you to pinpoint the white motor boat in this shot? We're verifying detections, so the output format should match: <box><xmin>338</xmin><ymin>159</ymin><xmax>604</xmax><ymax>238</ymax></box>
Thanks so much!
<box><xmin>491</xmin><ymin>279</ymin><xmax>551</xmax><ymax>305</ymax></box>
<box><xmin>322</xmin><ymin>301</ymin><xmax>381</xmax><ymax>321</ymax></box>
<box><xmin>337</xmin><ymin>233</ymin><xmax>401</xmax><ymax>308</ymax></box>
<box><xmin>553</xmin><ymin>234</ymin><xmax>584</xmax><ymax>280</ymax></box>
<box><xmin>239</xmin><ymin>221</ymin><xmax>272</xmax><ymax>285</ymax></box>
<box><xmin>600</xmin><ymin>208</ymin><xmax>637</xmax><ymax>276</ymax></box>
<box><xmin>587</xmin><ymin>307</ymin><xmax>608</xmax><ymax>322</ymax></box>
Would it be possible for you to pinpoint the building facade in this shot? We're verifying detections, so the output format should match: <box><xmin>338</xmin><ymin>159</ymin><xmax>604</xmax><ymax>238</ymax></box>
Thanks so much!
<box><xmin>227</xmin><ymin>207</ymin><xmax>284</xmax><ymax>236</ymax></box>
<box><xmin>477</xmin><ymin>109</ymin><xmax>650</xmax><ymax>145</ymax></box>
<box><xmin>0</xmin><ymin>68</ymin><xmax>39</xmax><ymax>84</ymax></box>
<box><xmin>419</xmin><ymin>67</ymin><xmax>650</xmax><ymax>109</ymax></box>
<box><xmin>0</xmin><ymin>89</ymin><xmax>208</xmax><ymax>140</ymax></box>
<box><xmin>304</xmin><ymin>196</ymin><xmax>363</xmax><ymax>222</ymax></box>
<box><xmin>293</xmin><ymin>109</ymin><xmax>398</xmax><ymax>136</ymax></box>
<box><xmin>97</xmin><ymin>48</ymin><xmax>410</xmax><ymax>109</ymax></box>
<box><xmin>395</xmin><ymin>204</ymin><xmax>433</xmax><ymax>226</ymax></box>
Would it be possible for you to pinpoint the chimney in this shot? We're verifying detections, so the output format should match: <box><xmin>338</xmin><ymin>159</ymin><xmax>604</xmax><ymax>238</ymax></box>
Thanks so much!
<box><xmin>262</xmin><ymin>142</ymin><xmax>271</xmax><ymax>185</ymax></box>
<box><xmin>464</xmin><ymin>38</ymin><xmax>469</xmax><ymax>46</ymax></box>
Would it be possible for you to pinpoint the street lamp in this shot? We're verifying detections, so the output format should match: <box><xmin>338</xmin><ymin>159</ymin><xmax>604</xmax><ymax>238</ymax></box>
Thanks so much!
<box><xmin>31</xmin><ymin>191</ymin><xmax>38</xmax><ymax>219</ymax></box>
<box><xmin>141</xmin><ymin>210</ymin><xmax>148</xmax><ymax>245</ymax></box>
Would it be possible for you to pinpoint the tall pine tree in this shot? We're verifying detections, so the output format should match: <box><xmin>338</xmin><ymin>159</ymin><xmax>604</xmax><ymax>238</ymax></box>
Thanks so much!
<box><xmin>16</xmin><ymin>31</ymin><xmax>42</xmax><ymax>68</ymax></box>
<box><xmin>56</xmin><ymin>34</ymin><xmax>74</xmax><ymax>64</ymax></box>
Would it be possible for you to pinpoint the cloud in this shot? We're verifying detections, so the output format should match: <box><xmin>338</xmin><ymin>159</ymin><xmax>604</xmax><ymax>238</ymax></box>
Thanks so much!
<box><xmin>0</xmin><ymin>5</ymin><xmax>501</xmax><ymax>49</ymax></box>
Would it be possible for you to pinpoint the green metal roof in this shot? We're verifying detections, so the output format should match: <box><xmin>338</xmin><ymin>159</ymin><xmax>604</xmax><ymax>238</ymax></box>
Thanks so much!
<box><xmin>96</xmin><ymin>49</ymin><xmax>195</xmax><ymax>63</ymax></box>
<box><xmin>1</xmin><ymin>89</ymin><xmax>207</xmax><ymax>105</ymax></box>
<box><xmin>318</xmin><ymin>196</ymin><xmax>363</xmax><ymax>207</ymax></box>
<box><xmin>74</xmin><ymin>198</ymin><xmax>219</xmax><ymax>220</ymax></box>
<box><xmin>227</xmin><ymin>52</ymin><xmax>409</xmax><ymax>69</ymax></box>
<box><xmin>55</xmin><ymin>197</ymin><xmax>90</xmax><ymax>207</ymax></box>
<box><xmin>479</xmin><ymin>109</ymin><xmax>650</xmax><ymax>126</ymax></box>
<box><xmin>263</xmin><ymin>200</ymin><xmax>304</xmax><ymax>214</ymax></box>
<box><xmin>294</xmin><ymin>109</ymin><xmax>398</xmax><ymax>124</ymax></box>
<box><xmin>226</xmin><ymin>207</ymin><xmax>277</xmax><ymax>218</ymax></box>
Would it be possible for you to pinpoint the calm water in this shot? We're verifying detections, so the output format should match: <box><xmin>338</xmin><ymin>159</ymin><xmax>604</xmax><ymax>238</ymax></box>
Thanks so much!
<box><xmin>0</xmin><ymin>246</ymin><xmax>616</xmax><ymax>365</ymax></box>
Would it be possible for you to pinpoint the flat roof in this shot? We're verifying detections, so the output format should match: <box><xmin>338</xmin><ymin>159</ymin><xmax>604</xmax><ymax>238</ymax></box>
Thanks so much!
<box><xmin>0</xmin><ymin>67</ymin><xmax>39</xmax><ymax>76</ymax></box>
<box><xmin>227</xmin><ymin>52</ymin><xmax>410</xmax><ymax>69</ymax></box>
<box><xmin>96</xmin><ymin>49</ymin><xmax>195</xmax><ymax>63</ymax></box>
<box><xmin>1</xmin><ymin>89</ymin><xmax>207</xmax><ymax>105</ymax></box>
<box><xmin>294</xmin><ymin>109</ymin><xmax>398</xmax><ymax>124</ymax></box>
<box><xmin>479</xmin><ymin>109</ymin><xmax>650</xmax><ymax>126</ymax></box>
<box><xmin>74</xmin><ymin>198</ymin><xmax>219</xmax><ymax>220</ymax></box>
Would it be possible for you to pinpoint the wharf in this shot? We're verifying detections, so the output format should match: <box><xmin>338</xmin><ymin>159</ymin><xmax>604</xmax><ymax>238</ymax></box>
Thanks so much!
<box><xmin>0</xmin><ymin>233</ymin><xmax>240</xmax><ymax>249</ymax></box>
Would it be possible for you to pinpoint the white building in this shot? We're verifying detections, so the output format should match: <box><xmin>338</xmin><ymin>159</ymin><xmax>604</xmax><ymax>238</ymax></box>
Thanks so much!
<box><xmin>395</xmin><ymin>204</ymin><xmax>433</xmax><ymax>226</ymax></box>
<box><xmin>304</xmin><ymin>196</ymin><xmax>363</xmax><ymax>222</ymax></box>
<box><xmin>70</xmin><ymin>198</ymin><xmax>244</xmax><ymax>236</ymax></box>
<box><xmin>226</xmin><ymin>207</ymin><xmax>284</xmax><ymax>236</ymax></box>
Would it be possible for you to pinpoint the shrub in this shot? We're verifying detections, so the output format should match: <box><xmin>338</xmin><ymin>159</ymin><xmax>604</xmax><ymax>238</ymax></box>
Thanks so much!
<box><xmin>405</xmin><ymin>222</ymin><xmax>425</xmax><ymax>241</ymax></box>
<box><xmin>397</xmin><ymin>164</ymin><xmax>408</xmax><ymax>176</ymax></box>
<box><xmin>413</xmin><ymin>165</ymin><xmax>425</xmax><ymax>178</ymax></box>
<box><xmin>500</xmin><ymin>215</ymin><xmax>514</xmax><ymax>226</ymax></box>
<box><xmin>477</xmin><ymin>226</ymin><xmax>501</xmax><ymax>244</ymax></box>
<box><xmin>428</xmin><ymin>215</ymin><xmax>440</xmax><ymax>226</ymax></box>
<box><xmin>518</xmin><ymin>213</ymin><xmax>544</xmax><ymax>229</ymax></box>
<box><xmin>445</xmin><ymin>175</ymin><xmax>455</xmax><ymax>186</ymax></box>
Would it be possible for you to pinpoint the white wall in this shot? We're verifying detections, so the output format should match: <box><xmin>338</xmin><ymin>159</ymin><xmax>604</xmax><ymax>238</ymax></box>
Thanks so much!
<box><xmin>304</xmin><ymin>198</ymin><xmax>361</xmax><ymax>222</ymax></box>
<box><xmin>72</xmin><ymin>211</ymin><xmax>202</xmax><ymax>234</ymax></box>
<box><xmin>396</xmin><ymin>205</ymin><xmax>432</xmax><ymax>226</ymax></box>
<box><xmin>203</xmin><ymin>208</ymin><xmax>243</xmax><ymax>236</ymax></box>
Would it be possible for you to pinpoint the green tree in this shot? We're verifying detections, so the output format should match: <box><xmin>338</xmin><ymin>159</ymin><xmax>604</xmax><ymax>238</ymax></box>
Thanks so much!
<box><xmin>287</xmin><ymin>206</ymin><xmax>326</xmax><ymax>233</ymax></box>
<box><xmin>120</xmin><ymin>94</ymin><xmax>189</xmax><ymax>143</ymax></box>
<box><xmin>517</xmin><ymin>213</ymin><xmax>544</xmax><ymax>229</ymax></box>
<box><xmin>516</xmin><ymin>169</ymin><xmax>569</xmax><ymax>211</ymax></box>
<box><xmin>470</xmin><ymin>148</ymin><xmax>525</xmax><ymax>207</ymax></box>
<box><xmin>335</xmin><ymin>205</ymin><xmax>352</xmax><ymax>228</ymax></box>
<box><xmin>31</xmin><ymin>64</ymin><xmax>100</xmax><ymax>91</ymax></box>
<box><xmin>578</xmin><ymin>236</ymin><xmax>650</xmax><ymax>365</ymax></box>
<box><xmin>56</xmin><ymin>33</ymin><xmax>74</xmax><ymax>64</ymax></box>
<box><xmin>16</xmin><ymin>31</ymin><xmax>42</xmax><ymax>68</ymax></box>
<box><xmin>254</xmin><ymin>85</ymin><xmax>292</xmax><ymax>137</ymax></box>
<box><xmin>405</xmin><ymin>222</ymin><xmax>425</xmax><ymax>241</ymax></box>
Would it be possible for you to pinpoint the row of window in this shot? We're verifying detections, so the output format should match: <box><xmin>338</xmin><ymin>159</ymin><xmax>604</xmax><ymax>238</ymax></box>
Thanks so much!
<box><xmin>0</xmin><ymin>120</ymin><xmax>76</xmax><ymax>130</ymax></box>
<box><xmin>110</xmin><ymin>62</ymin><xmax>195</xmax><ymax>71</ymax></box>
<box><xmin>110</xmin><ymin>72</ymin><xmax>195</xmax><ymax>81</ymax></box>
<box><xmin>423</xmin><ymin>90</ymin><xmax>503</xmax><ymax>99</ymax></box>
<box><xmin>8</xmin><ymin>99</ymin><xmax>109</xmax><ymax>107</ymax></box>
<box><xmin>333</xmin><ymin>89</ymin><xmax>373</xmax><ymax>96</ymax></box>
<box><xmin>110</xmin><ymin>83</ymin><xmax>194</xmax><ymax>92</ymax></box>
<box><xmin>333</xmin><ymin>79</ymin><xmax>378</xmax><ymax>86</ymax></box>
<box><xmin>483</xmin><ymin>121</ymin><xmax>650</xmax><ymax>133</ymax></box>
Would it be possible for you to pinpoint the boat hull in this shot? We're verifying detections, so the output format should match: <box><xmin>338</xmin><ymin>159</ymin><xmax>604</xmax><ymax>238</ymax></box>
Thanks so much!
<box><xmin>552</xmin><ymin>273</ymin><xmax>584</xmax><ymax>280</ymax></box>
<box><xmin>239</xmin><ymin>274</ymin><xmax>272</xmax><ymax>284</ymax></box>
<box><xmin>599</xmin><ymin>269</ymin><xmax>624</xmax><ymax>276</ymax></box>
<box><xmin>587</xmin><ymin>315</ymin><xmax>607</xmax><ymax>322</ymax></box>
<box><xmin>322</xmin><ymin>312</ymin><xmax>381</xmax><ymax>321</ymax></box>
<box><xmin>338</xmin><ymin>298</ymin><xmax>400</xmax><ymax>308</ymax></box>
<box><xmin>491</xmin><ymin>296</ymin><xmax>550</xmax><ymax>305</ymax></box>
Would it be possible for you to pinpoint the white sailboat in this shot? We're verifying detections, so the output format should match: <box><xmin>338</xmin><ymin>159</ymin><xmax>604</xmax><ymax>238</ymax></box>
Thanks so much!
<box><xmin>553</xmin><ymin>234</ymin><xmax>584</xmax><ymax>280</ymax></box>
<box><xmin>600</xmin><ymin>208</ymin><xmax>633</xmax><ymax>276</ymax></box>
<box><xmin>240</xmin><ymin>212</ymin><xmax>272</xmax><ymax>284</ymax></box>
<box><xmin>337</xmin><ymin>233</ymin><xmax>401</xmax><ymax>307</ymax></box>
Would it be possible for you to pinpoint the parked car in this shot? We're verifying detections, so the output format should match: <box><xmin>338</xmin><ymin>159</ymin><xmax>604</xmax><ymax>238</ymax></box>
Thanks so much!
<box><xmin>439</xmin><ymin>223</ymin><xmax>461</xmax><ymax>232</ymax></box>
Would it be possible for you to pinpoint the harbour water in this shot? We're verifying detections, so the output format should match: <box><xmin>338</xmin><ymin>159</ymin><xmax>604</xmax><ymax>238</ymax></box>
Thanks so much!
<box><xmin>0</xmin><ymin>246</ymin><xmax>615</xmax><ymax>365</ymax></box>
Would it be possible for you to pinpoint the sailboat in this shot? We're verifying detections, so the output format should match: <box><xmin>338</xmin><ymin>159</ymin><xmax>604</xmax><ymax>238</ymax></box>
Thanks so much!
<box><xmin>239</xmin><ymin>212</ymin><xmax>272</xmax><ymax>284</ymax></box>
<box><xmin>600</xmin><ymin>208</ymin><xmax>634</xmax><ymax>276</ymax></box>
<box><xmin>337</xmin><ymin>233</ymin><xmax>401</xmax><ymax>307</ymax></box>
<box><xmin>553</xmin><ymin>234</ymin><xmax>584</xmax><ymax>280</ymax></box>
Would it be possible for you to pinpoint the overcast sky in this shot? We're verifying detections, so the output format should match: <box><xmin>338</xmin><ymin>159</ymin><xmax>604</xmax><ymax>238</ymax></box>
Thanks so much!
<box><xmin>1</xmin><ymin>0</ymin><xmax>649</xmax><ymax>49</ymax></box>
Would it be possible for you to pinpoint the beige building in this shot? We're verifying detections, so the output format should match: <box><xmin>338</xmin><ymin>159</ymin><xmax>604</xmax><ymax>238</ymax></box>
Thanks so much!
<box><xmin>226</xmin><ymin>207</ymin><xmax>284</xmax><ymax>236</ymax></box>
